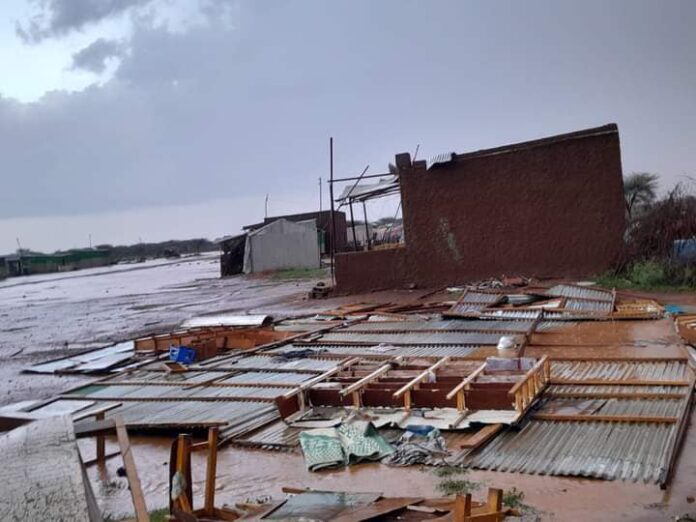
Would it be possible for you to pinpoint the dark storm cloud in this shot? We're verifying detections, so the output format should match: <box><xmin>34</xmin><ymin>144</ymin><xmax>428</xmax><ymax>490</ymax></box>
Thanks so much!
<box><xmin>2</xmin><ymin>1</ymin><xmax>696</xmax><ymax>222</ymax></box>
<box><xmin>71</xmin><ymin>38</ymin><xmax>125</xmax><ymax>73</ymax></box>
<box><xmin>17</xmin><ymin>0</ymin><xmax>154</xmax><ymax>42</ymax></box>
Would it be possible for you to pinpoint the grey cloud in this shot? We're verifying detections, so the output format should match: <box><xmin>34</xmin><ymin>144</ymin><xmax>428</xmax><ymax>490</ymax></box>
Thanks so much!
<box><xmin>17</xmin><ymin>0</ymin><xmax>154</xmax><ymax>42</ymax></box>
<box><xmin>71</xmin><ymin>38</ymin><xmax>126</xmax><ymax>74</ymax></box>
<box><xmin>2</xmin><ymin>1</ymin><xmax>696</xmax><ymax>223</ymax></box>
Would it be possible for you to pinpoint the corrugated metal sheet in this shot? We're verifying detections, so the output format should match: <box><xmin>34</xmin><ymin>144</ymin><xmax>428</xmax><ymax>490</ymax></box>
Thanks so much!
<box><xmin>343</xmin><ymin>319</ymin><xmax>565</xmax><ymax>333</ymax></box>
<box><xmin>181</xmin><ymin>314</ymin><xmax>270</xmax><ymax>328</ymax></box>
<box><xmin>25</xmin><ymin>341</ymin><xmax>134</xmax><ymax>374</ymax></box>
<box><xmin>108</xmin><ymin>370</ymin><xmax>231</xmax><ymax>384</ymax></box>
<box><xmin>539</xmin><ymin>397</ymin><xmax>686</xmax><ymax>417</ymax></box>
<box><xmin>462</xmin><ymin>292</ymin><xmax>502</xmax><ymax>304</ymax></box>
<box><xmin>546</xmin><ymin>284</ymin><xmax>613</xmax><ymax>302</ymax></box>
<box><xmin>547</xmin><ymin>384</ymin><xmax>687</xmax><ymax>396</ymax></box>
<box><xmin>564</xmin><ymin>298</ymin><xmax>613</xmax><ymax>313</ymax></box>
<box><xmin>477</xmin><ymin>310</ymin><xmax>581</xmax><ymax>321</ymax></box>
<box><xmin>228</xmin><ymin>355</ymin><xmax>338</xmax><ymax>372</ymax></box>
<box><xmin>219</xmin><ymin>372</ymin><xmax>311</xmax><ymax>386</ymax></box>
<box><xmin>100</xmin><ymin>398</ymin><xmax>277</xmax><ymax>431</ymax></box>
<box><xmin>466</xmin><ymin>420</ymin><xmax>676</xmax><ymax>482</ymax></box>
<box><xmin>66</xmin><ymin>383</ymin><xmax>287</xmax><ymax>401</ymax></box>
<box><xmin>317</xmin><ymin>331</ymin><xmax>504</xmax><ymax>345</ymax></box>
<box><xmin>551</xmin><ymin>361</ymin><xmax>690</xmax><ymax>382</ymax></box>
<box><xmin>270</xmin><ymin>343</ymin><xmax>481</xmax><ymax>359</ymax></box>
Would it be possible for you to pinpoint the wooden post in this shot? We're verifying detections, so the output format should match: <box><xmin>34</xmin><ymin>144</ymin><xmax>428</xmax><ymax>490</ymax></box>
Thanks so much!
<box><xmin>487</xmin><ymin>487</ymin><xmax>503</xmax><ymax>513</ymax></box>
<box><xmin>329</xmin><ymin>137</ymin><xmax>336</xmax><ymax>285</ymax></box>
<box><xmin>175</xmin><ymin>435</ymin><xmax>193</xmax><ymax>513</ymax></box>
<box><xmin>204</xmin><ymin>427</ymin><xmax>219</xmax><ymax>516</ymax></box>
<box><xmin>453</xmin><ymin>493</ymin><xmax>471</xmax><ymax>521</ymax></box>
<box><xmin>95</xmin><ymin>411</ymin><xmax>105</xmax><ymax>466</ymax></box>
<box><xmin>362</xmin><ymin>201</ymin><xmax>371</xmax><ymax>250</ymax></box>
<box><xmin>114</xmin><ymin>418</ymin><xmax>150</xmax><ymax>522</ymax></box>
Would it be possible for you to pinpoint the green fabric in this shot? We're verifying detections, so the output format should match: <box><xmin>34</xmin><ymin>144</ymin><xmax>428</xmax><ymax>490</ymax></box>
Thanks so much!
<box><xmin>299</xmin><ymin>421</ymin><xmax>394</xmax><ymax>472</ymax></box>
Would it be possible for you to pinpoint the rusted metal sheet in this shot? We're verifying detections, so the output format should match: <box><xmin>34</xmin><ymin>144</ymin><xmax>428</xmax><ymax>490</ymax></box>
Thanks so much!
<box><xmin>317</xmin><ymin>331</ymin><xmax>504</xmax><ymax>345</ymax></box>
<box><xmin>546</xmin><ymin>284</ymin><xmax>613</xmax><ymax>302</ymax></box>
<box><xmin>270</xmin><ymin>343</ymin><xmax>480</xmax><ymax>359</ymax></box>
<box><xmin>465</xmin><ymin>420</ymin><xmax>676</xmax><ymax>482</ymax></box>
<box><xmin>550</xmin><ymin>361</ymin><xmax>690</xmax><ymax>382</ymax></box>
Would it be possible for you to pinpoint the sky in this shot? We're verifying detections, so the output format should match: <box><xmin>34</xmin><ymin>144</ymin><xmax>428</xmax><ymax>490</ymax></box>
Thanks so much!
<box><xmin>0</xmin><ymin>0</ymin><xmax>695</xmax><ymax>253</ymax></box>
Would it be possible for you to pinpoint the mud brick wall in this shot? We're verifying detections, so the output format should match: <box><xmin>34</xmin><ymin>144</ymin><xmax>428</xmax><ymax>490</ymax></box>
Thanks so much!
<box><xmin>336</xmin><ymin>124</ymin><xmax>625</xmax><ymax>293</ymax></box>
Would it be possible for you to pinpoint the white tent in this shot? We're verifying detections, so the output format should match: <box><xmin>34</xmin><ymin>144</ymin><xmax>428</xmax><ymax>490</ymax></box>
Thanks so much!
<box><xmin>243</xmin><ymin>218</ymin><xmax>320</xmax><ymax>274</ymax></box>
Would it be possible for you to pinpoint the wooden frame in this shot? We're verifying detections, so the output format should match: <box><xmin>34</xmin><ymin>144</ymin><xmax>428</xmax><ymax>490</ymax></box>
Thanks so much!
<box><xmin>508</xmin><ymin>355</ymin><xmax>550</xmax><ymax>413</ymax></box>
<box><xmin>392</xmin><ymin>357</ymin><xmax>450</xmax><ymax>410</ymax></box>
<box><xmin>446</xmin><ymin>362</ymin><xmax>487</xmax><ymax>412</ymax></box>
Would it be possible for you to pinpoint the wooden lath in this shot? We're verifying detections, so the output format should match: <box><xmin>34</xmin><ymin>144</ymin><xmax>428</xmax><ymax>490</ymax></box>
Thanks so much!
<box><xmin>392</xmin><ymin>357</ymin><xmax>450</xmax><ymax>410</ymax></box>
<box><xmin>446</xmin><ymin>362</ymin><xmax>487</xmax><ymax>412</ymax></box>
<box><xmin>340</xmin><ymin>357</ymin><xmax>404</xmax><ymax>407</ymax></box>
<box><xmin>508</xmin><ymin>355</ymin><xmax>550</xmax><ymax>413</ymax></box>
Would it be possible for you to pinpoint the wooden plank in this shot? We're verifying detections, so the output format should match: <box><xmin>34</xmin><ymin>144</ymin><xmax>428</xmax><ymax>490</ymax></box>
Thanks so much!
<box><xmin>340</xmin><ymin>357</ymin><xmax>403</xmax><ymax>397</ymax></box>
<box><xmin>532</xmin><ymin>413</ymin><xmax>678</xmax><ymax>423</ymax></box>
<box><xmin>446</xmin><ymin>362</ymin><xmax>487</xmax><ymax>400</ymax></box>
<box><xmin>283</xmin><ymin>357</ymin><xmax>361</xmax><ymax>399</ymax></box>
<box><xmin>204</xmin><ymin>428</ymin><xmax>219</xmax><ymax>515</ymax></box>
<box><xmin>393</xmin><ymin>357</ymin><xmax>450</xmax><ymax>398</ymax></box>
<box><xmin>72</xmin><ymin>402</ymin><xmax>122</xmax><ymax>422</ymax></box>
<box><xmin>508</xmin><ymin>355</ymin><xmax>548</xmax><ymax>397</ymax></box>
<box><xmin>332</xmin><ymin>497</ymin><xmax>423</xmax><ymax>522</ymax></box>
<box><xmin>114</xmin><ymin>417</ymin><xmax>150</xmax><ymax>522</ymax></box>
<box><xmin>460</xmin><ymin>424</ymin><xmax>503</xmax><ymax>450</ymax></box>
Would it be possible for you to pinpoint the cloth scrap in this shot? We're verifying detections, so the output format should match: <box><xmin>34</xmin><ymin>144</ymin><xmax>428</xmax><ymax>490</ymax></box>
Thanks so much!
<box><xmin>383</xmin><ymin>427</ymin><xmax>449</xmax><ymax>466</ymax></box>
<box><xmin>299</xmin><ymin>420</ymin><xmax>394</xmax><ymax>472</ymax></box>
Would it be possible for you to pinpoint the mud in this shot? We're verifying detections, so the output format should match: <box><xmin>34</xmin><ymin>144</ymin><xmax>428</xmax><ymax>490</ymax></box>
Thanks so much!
<box><xmin>81</xmin><ymin>423</ymin><xmax>695</xmax><ymax>522</ymax></box>
<box><xmin>3</xmin><ymin>262</ymin><xmax>696</xmax><ymax>521</ymax></box>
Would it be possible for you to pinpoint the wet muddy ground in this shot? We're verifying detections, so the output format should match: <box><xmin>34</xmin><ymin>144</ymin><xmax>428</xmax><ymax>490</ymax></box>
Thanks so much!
<box><xmin>2</xmin><ymin>261</ymin><xmax>696</xmax><ymax>521</ymax></box>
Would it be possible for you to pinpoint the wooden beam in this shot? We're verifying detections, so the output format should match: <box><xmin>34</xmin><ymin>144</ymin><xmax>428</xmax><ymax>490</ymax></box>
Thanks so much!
<box><xmin>74</xmin><ymin>418</ymin><xmax>117</xmax><ymax>439</ymax></box>
<box><xmin>204</xmin><ymin>427</ymin><xmax>219</xmax><ymax>516</ymax></box>
<box><xmin>340</xmin><ymin>357</ymin><xmax>403</xmax><ymax>397</ymax></box>
<box><xmin>393</xmin><ymin>357</ymin><xmax>450</xmax><ymax>399</ymax></box>
<box><xmin>446</xmin><ymin>362</ymin><xmax>487</xmax><ymax>400</ymax></box>
<box><xmin>532</xmin><ymin>413</ymin><xmax>678</xmax><ymax>423</ymax></box>
<box><xmin>460</xmin><ymin>424</ymin><xmax>503</xmax><ymax>450</ymax></box>
<box><xmin>114</xmin><ymin>417</ymin><xmax>150</xmax><ymax>522</ymax></box>
<box><xmin>283</xmin><ymin>357</ymin><xmax>361</xmax><ymax>399</ymax></box>
<box><xmin>508</xmin><ymin>355</ymin><xmax>549</xmax><ymax>397</ymax></box>
<box><xmin>72</xmin><ymin>402</ymin><xmax>122</xmax><ymax>422</ymax></box>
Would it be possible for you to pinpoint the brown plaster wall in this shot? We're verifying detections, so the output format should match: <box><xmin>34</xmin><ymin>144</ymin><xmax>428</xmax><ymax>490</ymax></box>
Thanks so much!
<box><xmin>335</xmin><ymin>124</ymin><xmax>626</xmax><ymax>293</ymax></box>
<box><xmin>334</xmin><ymin>247</ymin><xmax>410</xmax><ymax>293</ymax></box>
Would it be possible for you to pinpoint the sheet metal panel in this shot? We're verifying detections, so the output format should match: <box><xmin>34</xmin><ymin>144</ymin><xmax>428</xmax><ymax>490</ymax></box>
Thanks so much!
<box><xmin>228</xmin><ymin>356</ymin><xmax>338</xmax><ymax>372</ymax></box>
<box><xmin>25</xmin><ymin>341</ymin><xmax>134</xmax><ymax>374</ymax></box>
<box><xmin>466</xmin><ymin>420</ymin><xmax>676</xmax><ymax>482</ymax></box>
<box><xmin>547</xmin><ymin>384</ymin><xmax>687</xmax><ymax>396</ymax></box>
<box><xmin>66</xmin><ymin>384</ymin><xmax>287</xmax><ymax>401</ymax></box>
<box><xmin>344</xmin><ymin>319</ymin><xmax>565</xmax><ymax>333</ymax></box>
<box><xmin>539</xmin><ymin>397</ymin><xmax>686</xmax><ymax>418</ymax></box>
<box><xmin>102</xmin><ymin>399</ymin><xmax>276</xmax><ymax>428</ymax></box>
<box><xmin>181</xmin><ymin>314</ymin><xmax>270</xmax><ymax>328</ymax></box>
<box><xmin>317</xmin><ymin>331</ymin><xmax>504</xmax><ymax>345</ymax></box>
<box><xmin>551</xmin><ymin>361</ymin><xmax>690</xmax><ymax>382</ymax></box>
<box><xmin>219</xmin><ymin>372</ymin><xmax>312</xmax><ymax>386</ymax></box>
<box><xmin>546</xmin><ymin>284</ymin><xmax>613</xmax><ymax>302</ymax></box>
<box><xmin>270</xmin><ymin>343</ymin><xmax>480</xmax><ymax>359</ymax></box>
<box><xmin>564</xmin><ymin>298</ymin><xmax>613</xmax><ymax>313</ymax></box>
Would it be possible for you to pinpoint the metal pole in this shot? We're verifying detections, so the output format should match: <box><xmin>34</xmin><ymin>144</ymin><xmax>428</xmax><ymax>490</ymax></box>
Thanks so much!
<box><xmin>329</xmin><ymin>138</ymin><xmax>336</xmax><ymax>285</ymax></box>
<box><xmin>349</xmin><ymin>199</ymin><xmax>358</xmax><ymax>251</ymax></box>
<box><xmin>362</xmin><ymin>201</ymin><xmax>370</xmax><ymax>250</ymax></box>
<box><xmin>319</xmin><ymin>177</ymin><xmax>322</xmax><ymax>213</ymax></box>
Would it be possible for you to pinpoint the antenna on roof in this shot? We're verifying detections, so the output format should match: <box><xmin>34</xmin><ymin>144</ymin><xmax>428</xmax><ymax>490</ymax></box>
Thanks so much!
<box><xmin>264</xmin><ymin>194</ymin><xmax>269</xmax><ymax>219</ymax></box>
<box><xmin>413</xmin><ymin>144</ymin><xmax>420</xmax><ymax>162</ymax></box>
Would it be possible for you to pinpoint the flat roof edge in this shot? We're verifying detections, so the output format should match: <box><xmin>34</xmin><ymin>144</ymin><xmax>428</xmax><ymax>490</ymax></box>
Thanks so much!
<box><xmin>437</xmin><ymin>123</ymin><xmax>618</xmax><ymax>167</ymax></box>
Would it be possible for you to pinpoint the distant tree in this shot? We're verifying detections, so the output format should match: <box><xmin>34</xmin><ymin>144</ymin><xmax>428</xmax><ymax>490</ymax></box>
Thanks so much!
<box><xmin>624</xmin><ymin>172</ymin><xmax>659</xmax><ymax>220</ymax></box>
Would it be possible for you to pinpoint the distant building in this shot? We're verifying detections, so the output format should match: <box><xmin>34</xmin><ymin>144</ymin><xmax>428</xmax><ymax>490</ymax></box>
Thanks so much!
<box><xmin>218</xmin><ymin>219</ymin><xmax>321</xmax><ymax>276</ymax></box>
<box><xmin>244</xmin><ymin>210</ymin><xmax>347</xmax><ymax>254</ymax></box>
<box><xmin>0</xmin><ymin>249</ymin><xmax>111</xmax><ymax>277</ymax></box>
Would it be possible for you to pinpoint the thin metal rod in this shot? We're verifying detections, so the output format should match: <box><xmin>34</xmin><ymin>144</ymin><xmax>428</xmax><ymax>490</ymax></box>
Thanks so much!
<box><xmin>329</xmin><ymin>137</ymin><xmax>336</xmax><ymax>285</ymax></box>
<box><xmin>349</xmin><ymin>200</ymin><xmax>357</xmax><ymax>251</ymax></box>
<box><xmin>362</xmin><ymin>201</ymin><xmax>371</xmax><ymax>250</ymax></box>
<box><xmin>330</xmin><ymin>172</ymin><xmax>392</xmax><ymax>183</ymax></box>
<box><xmin>336</xmin><ymin>164</ymin><xmax>369</xmax><ymax>211</ymax></box>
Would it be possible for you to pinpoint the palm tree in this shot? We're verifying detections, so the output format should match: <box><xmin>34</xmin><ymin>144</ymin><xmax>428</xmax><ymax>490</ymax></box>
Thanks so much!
<box><xmin>624</xmin><ymin>172</ymin><xmax>659</xmax><ymax>219</ymax></box>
